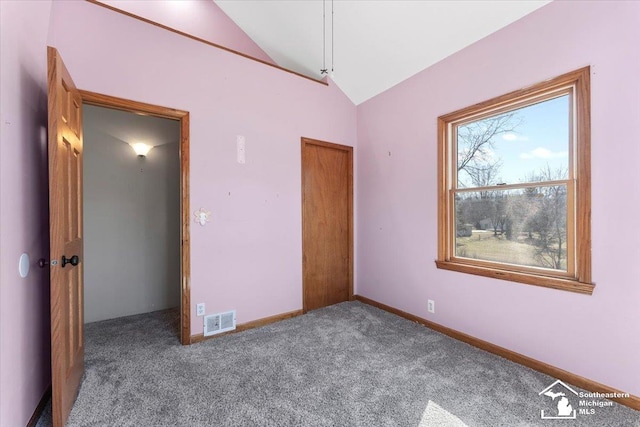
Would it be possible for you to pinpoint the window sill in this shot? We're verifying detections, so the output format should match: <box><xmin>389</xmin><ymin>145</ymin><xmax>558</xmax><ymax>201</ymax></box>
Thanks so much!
<box><xmin>435</xmin><ymin>260</ymin><xmax>595</xmax><ymax>295</ymax></box>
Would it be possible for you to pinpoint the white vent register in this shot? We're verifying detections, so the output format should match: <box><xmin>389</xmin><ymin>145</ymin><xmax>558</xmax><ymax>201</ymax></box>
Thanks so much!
<box><xmin>204</xmin><ymin>310</ymin><xmax>236</xmax><ymax>336</ymax></box>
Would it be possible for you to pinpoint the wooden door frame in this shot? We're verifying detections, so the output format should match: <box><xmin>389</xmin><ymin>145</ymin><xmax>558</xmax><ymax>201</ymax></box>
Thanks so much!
<box><xmin>79</xmin><ymin>90</ymin><xmax>191</xmax><ymax>345</ymax></box>
<box><xmin>301</xmin><ymin>137</ymin><xmax>354</xmax><ymax>313</ymax></box>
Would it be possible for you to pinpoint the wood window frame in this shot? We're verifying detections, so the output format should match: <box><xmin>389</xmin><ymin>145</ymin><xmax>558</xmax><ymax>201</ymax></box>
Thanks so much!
<box><xmin>436</xmin><ymin>67</ymin><xmax>593</xmax><ymax>295</ymax></box>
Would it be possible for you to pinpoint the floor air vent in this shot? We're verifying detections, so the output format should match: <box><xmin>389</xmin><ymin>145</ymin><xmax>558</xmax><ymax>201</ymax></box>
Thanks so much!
<box><xmin>204</xmin><ymin>310</ymin><xmax>236</xmax><ymax>336</ymax></box>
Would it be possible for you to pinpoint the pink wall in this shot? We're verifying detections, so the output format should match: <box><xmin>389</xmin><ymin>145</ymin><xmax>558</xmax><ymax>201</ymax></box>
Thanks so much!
<box><xmin>96</xmin><ymin>0</ymin><xmax>275</xmax><ymax>65</ymax></box>
<box><xmin>48</xmin><ymin>1</ymin><xmax>356</xmax><ymax>335</ymax></box>
<box><xmin>0</xmin><ymin>1</ymin><xmax>54</xmax><ymax>425</ymax></box>
<box><xmin>356</xmin><ymin>0</ymin><xmax>640</xmax><ymax>398</ymax></box>
<box><xmin>4</xmin><ymin>0</ymin><xmax>637</xmax><ymax>423</ymax></box>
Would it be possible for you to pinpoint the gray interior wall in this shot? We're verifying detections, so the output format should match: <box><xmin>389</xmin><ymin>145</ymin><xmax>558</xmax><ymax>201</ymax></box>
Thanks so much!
<box><xmin>83</xmin><ymin>109</ymin><xmax>180</xmax><ymax>323</ymax></box>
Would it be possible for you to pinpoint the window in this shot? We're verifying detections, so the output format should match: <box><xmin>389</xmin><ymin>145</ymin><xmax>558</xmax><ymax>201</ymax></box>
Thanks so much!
<box><xmin>436</xmin><ymin>68</ymin><xmax>593</xmax><ymax>294</ymax></box>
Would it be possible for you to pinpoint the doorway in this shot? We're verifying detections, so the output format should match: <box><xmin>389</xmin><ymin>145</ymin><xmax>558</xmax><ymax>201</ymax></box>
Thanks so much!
<box><xmin>82</xmin><ymin>104</ymin><xmax>180</xmax><ymax>328</ymax></box>
<box><xmin>81</xmin><ymin>91</ymin><xmax>191</xmax><ymax>344</ymax></box>
<box><xmin>47</xmin><ymin>46</ymin><xmax>191</xmax><ymax>427</ymax></box>
<box><xmin>301</xmin><ymin>137</ymin><xmax>353</xmax><ymax>312</ymax></box>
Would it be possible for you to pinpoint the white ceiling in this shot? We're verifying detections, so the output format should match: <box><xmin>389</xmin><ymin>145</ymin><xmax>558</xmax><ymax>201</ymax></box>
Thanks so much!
<box><xmin>83</xmin><ymin>105</ymin><xmax>180</xmax><ymax>148</ymax></box>
<box><xmin>215</xmin><ymin>0</ymin><xmax>551</xmax><ymax>105</ymax></box>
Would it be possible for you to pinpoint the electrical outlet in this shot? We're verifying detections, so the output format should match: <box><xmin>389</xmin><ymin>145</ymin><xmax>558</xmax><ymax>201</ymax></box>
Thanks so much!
<box><xmin>427</xmin><ymin>299</ymin><xmax>435</xmax><ymax>314</ymax></box>
<box><xmin>196</xmin><ymin>303</ymin><xmax>205</xmax><ymax>316</ymax></box>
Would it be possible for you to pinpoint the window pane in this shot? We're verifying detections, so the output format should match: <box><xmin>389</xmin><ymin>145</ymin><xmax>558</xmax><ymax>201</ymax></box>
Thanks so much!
<box><xmin>456</xmin><ymin>95</ymin><xmax>570</xmax><ymax>189</ymax></box>
<box><xmin>454</xmin><ymin>185</ymin><xmax>568</xmax><ymax>271</ymax></box>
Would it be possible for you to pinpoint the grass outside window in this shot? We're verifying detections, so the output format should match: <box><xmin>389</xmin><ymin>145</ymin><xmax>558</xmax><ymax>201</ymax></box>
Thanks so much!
<box><xmin>436</xmin><ymin>68</ymin><xmax>593</xmax><ymax>294</ymax></box>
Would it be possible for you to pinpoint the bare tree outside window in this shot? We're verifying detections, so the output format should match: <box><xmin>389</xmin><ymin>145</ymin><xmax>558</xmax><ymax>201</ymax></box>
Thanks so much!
<box><xmin>452</xmin><ymin>102</ymin><xmax>572</xmax><ymax>271</ymax></box>
<box><xmin>456</xmin><ymin>113</ymin><xmax>519</xmax><ymax>189</ymax></box>
<box><xmin>437</xmin><ymin>67</ymin><xmax>592</xmax><ymax>294</ymax></box>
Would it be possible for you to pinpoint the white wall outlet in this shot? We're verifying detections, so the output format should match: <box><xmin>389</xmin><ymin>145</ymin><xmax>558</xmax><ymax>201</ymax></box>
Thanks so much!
<box><xmin>196</xmin><ymin>303</ymin><xmax>205</xmax><ymax>316</ymax></box>
<box><xmin>427</xmin><ymin>299</ymin><xmax>435</xmax><ymax>314</ymax></box>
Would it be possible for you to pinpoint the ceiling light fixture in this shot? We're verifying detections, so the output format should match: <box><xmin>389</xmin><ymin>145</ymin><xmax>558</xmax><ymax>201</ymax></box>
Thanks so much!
<box><xmin>131</xmin><ymin>142</ymin><xmax>152</xmax><ymax>157</ymax></box>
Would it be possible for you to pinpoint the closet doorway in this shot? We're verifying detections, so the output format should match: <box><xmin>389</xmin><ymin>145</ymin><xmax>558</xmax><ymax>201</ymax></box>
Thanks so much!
<box><xmin>81</xmin><ymin>92</ymin><xmax>191</xmax><ymax>344</ymax></box>
<box><xmin>301</xmin><ymin>137</ymin><xmax>353</xmax><ymax>312</ymax></box>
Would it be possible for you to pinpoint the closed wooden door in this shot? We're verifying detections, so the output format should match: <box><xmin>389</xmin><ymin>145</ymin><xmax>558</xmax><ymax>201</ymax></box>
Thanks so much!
<box><xmin>47</xmin><ymin>46</ymin><xmax>84</xmax><ymax>427</ymax></box>
<box><xmin>302</xmin><ymin>138</ymin><xmax>353</xmax><ymax>312</ymax></box>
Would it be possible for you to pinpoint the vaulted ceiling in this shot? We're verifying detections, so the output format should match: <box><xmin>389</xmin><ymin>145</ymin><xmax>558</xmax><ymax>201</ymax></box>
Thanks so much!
<box><xmin>214</xmin><ymin>0</ymin><xmax>551</xmax><ymax>104</ymax></box>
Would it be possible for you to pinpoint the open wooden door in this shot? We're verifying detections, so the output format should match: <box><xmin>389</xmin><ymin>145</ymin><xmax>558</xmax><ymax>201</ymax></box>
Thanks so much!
<box><xmin>47</xmin><ymin>46</ymin><xmax>84</xmax><ymax>427</ymax></box>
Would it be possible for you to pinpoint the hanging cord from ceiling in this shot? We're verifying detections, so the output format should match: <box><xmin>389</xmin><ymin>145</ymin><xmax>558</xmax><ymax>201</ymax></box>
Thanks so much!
<box><xmin>321</xmin><ymin>0</ymin><xmax>327</xmax><ymax>75</ymax></box>
<box><xmin>321</xmin><ymin>0</ymin><xmax>334</xmax><ymax>77</ymax></box>
<box><xmin>331</xmin><ymin>0</ymin><xmax>334</xmax><ymax>77</ymax></box>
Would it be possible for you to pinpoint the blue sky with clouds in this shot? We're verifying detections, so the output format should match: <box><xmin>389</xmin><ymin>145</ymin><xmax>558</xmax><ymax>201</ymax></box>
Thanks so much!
<box><xmin>458</xmin><ymin>94</ymin><xmax>570</xmax><ymax>187</ymax></box>
<box><xmin>497</xmin><ymin>94</ymin><xmax>569</xmax><ymax>183</ymax></box>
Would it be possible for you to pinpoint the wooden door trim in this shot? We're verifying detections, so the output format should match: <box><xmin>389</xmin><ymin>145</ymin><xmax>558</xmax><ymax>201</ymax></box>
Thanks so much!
<box><xmin>84</xmin><ymin>0</ymin><xmax>327</xmax><ymax>87</ymax></box>
<box><xmin>80</xmin><ymin>90</ymin><xmax>191</xmax><ymax>345</ymax></box>
<box><xmin>301</xmin><ymin>137</ymin><xmax>354</xmax><ymax>313</ymax></box>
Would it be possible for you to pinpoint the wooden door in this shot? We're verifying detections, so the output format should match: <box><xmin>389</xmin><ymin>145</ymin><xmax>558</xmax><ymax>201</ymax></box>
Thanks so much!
<box><xmin>302</xmin><ymin>137</ymin><xmax>353</xmax><ymax>312</ymax></box>
<box><xmin>47</xmin><ymin>46</ymin><xmax>84</xmax><ymax>427</ymax></box>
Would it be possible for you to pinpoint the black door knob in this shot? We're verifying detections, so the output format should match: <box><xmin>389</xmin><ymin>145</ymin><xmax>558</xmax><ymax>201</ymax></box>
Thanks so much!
<box><xmin>61</xmin><ymin>255</ymin><xmax>80</xmax><ymax>267</ymax></box>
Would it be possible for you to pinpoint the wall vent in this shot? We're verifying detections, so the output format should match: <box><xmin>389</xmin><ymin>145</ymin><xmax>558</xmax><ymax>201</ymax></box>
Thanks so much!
<box><xmin>204</xmin><ymin>310</ymin><xmax>236</xmax><ymax>336</ymax></box>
